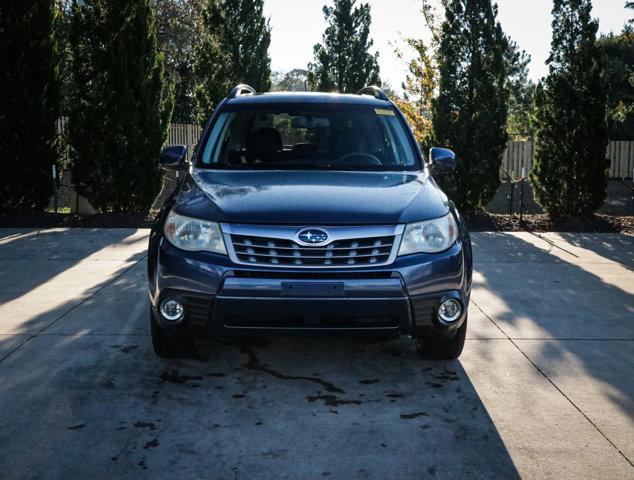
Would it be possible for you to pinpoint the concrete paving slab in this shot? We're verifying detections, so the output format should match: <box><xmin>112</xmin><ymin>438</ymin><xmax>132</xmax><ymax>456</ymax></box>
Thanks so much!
<box><xmin>0</xmin><ymin>334</ymin><xmax>30</xmax><ymax>360</ymax></box>
<box><xmin>0</xmin><ymin>228</ymin><xmax>148</xmax><ymax>261</ymax></box>
<box><xmin>0</xmin><ymin>229</ymin><xmax>633</xmax><ymax>479</ymax></box>
<box><xmin>0</xmin><ymin>228</ymin><xmax>147</xmax><ymax>335</ymax></box>
<box><xmin>472</xmin><ymin>232</ymin><xmax>564</xmax><ymax>264</ymax></box>
<box><xmin>516</xmin><ymin>339</ymin><xmax>634</xmax><ymax>462</ymax></box>
<box><xmin>471</xmin><ymin>232</ymin><xmax>634</xmax><ymax>340</ymax></box>
<box><xmin>473</xmin><ymin>262</ymin><xmax>634</xmax><ymax>294</ymax></box>
<box><xmin>472</xmin><ymin>232</ymin><xmax>634</xmax><ymax>267</ymax></box>
<box><xmin>1</xmin><ymin>333</ymin><xmax>631</xmax><ymax>479</ymax></box>
<box><xmin>0</xmin><ymin>334</ymin><xmax>521</xmax><ymax>480</ymax></box>
<box><xmin>465</xmin><ymin>305</ymin><xmax>506</xmax><ymax>339</ymax></box>
<box><xmin>471</xmin><ymin>288</ymin><xmax>634</xmax><ymax>340</ymax></box>
<box><xmin>537</xmin><ymin>233</ymin><xmax>634</xmax><ymax>267</ymax></box>
<box><xmin>45</xmin><ymin>261</ymin><xmax>148</xmax><ymax>335</ymax></box>
<box><xmin>461</xmin><ymin>340</ymin><xmax>634</xmax><ymax>478</ymax></box>
<box><xmin>0</xmin><ymin>259</ymin><xmax>141</xmax><ymax>334</ymax></box>
<box><xmin>0</xmin><ymin>259</ymin><xmax>139</xmax><ymax>299</ymax></box>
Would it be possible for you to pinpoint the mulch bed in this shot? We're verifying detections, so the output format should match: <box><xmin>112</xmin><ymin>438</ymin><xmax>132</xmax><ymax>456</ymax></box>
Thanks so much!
<box><xmin>1</xmin><ymin>210</ymin><xmax>632</xmax><ymax>234</ymax></box>
<box><xmin>463</xmin><ymin>212</ymin><xmax>633</xmax><ymax>234</ymax></box>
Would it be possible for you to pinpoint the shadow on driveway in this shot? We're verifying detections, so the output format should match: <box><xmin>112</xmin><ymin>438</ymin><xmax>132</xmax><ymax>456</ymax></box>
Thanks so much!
<box><xmin>7</xmin><ymin>230</ymin><xmax>634</xmax><ymax>477</ymax></box>
<box><xmin>0</xmin><ymin>228</ymin><xmax>146</xmax><ymax>305</ymax></box>
<box><xmin>471</xmin><ymin>232</ymin><xmax>634</xmax><ymax>462</ymax></box>
<box><xmin>0</xmin><ymin>228</ymin><xmax>520</xmax><ymax>479</ymax></box>
<box><xmin>0</xmin><ymin>330</ymin><xmax>521</xmax><ymax>479</ymax></box>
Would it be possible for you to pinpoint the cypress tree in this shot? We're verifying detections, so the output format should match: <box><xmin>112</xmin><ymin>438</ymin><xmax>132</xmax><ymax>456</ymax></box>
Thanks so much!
<box><xmin>153</xmin><ymin>0</ymin><xmax>206</xmax><ymax>122</ymax></box>
<box><xmin>0</xmin><ymin>0</ymin><xmax>60</xmax><ymax>211</ymax></box>
<box><xmin>432</xmin><ymin>0</ymin><xmax>509</xmax><ymax>211</ymax></box>
<box><xmin>530</xmin><ymin>0</ymin><xmax>609</xmax><ymax>215</ymax></box>
<box><xmin>308</xmin><ymin>0</ymin><xmax>381</xmax><ymax>93</ymax></box>
<box><xmin>194</xmin><ymin>0</ymin><xmax>271</xmax><ymax>123</ymax></box>
<box><xmin>68</xmin><ymin>0</ymin><xmax>173</xmax><ymax>212</ymax></box>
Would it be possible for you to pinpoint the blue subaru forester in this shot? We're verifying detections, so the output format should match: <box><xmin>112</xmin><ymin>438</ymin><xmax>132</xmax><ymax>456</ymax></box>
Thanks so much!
<box><xmin>148</xmin><ymin>85</ymin><xmax>473</xmax><ymax>359</ymax></box>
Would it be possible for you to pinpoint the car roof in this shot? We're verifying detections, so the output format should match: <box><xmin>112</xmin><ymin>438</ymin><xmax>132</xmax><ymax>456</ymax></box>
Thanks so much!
<box><xmin>225</xmin><ymin>91</ymin><xmax>392</xmax><ymax>107</ymax></box>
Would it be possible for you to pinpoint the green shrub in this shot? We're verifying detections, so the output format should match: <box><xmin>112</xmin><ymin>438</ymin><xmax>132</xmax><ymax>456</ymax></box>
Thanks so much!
<box><xmin>194</xmin><ymin>0</ymin><xmax>271</xmax><ymax>123</ymax></box>
<box><xmin>0</xmin><ymin>0</ymin><xmax>59</xmax><ymax>211</ymax></box>
<box><xmin>530</xmin><ymin>0</ymin><xmax>610</xmax><ymax>216</ymax></box>
<box><xmin>432</xmin><ymin>0</ymin><xmax>509</xmax><ymax>212</ymax></box>
<box><xmin>307</xmin><ymin>0</ymin><xmax>381</xmax><ymax>93</ymax></box>
<box><xmin>68</xmin><ymin>0</ymin><xmax>173</xmax><ymax>212</ymax></box>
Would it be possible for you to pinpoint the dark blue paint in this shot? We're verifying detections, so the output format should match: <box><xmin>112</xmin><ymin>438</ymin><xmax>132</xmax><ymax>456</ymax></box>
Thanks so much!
<box><xmin>150</xmin><ymin>237</ymin><xmax>470</xmax><ymax>337</ymax></box>
<box><xmin>148</xmin><ymin>91</ymin><xmax>472</xmax><ymax>341</ymax></box>
<box><xmin>226</xmin><ymin>91</ymin><xmax>392</xmax><ymax>107</ymax></box>
<box><xmin>175</xmin><ymin>170</ymin><xmax>449</xmax><ymax>225</ymax></box>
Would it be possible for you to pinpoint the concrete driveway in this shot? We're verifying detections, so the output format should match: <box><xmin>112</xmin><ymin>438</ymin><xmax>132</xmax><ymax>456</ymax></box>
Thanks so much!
<box><xmin>0</xmin><ymin>228</ymin><xmax>632</xmax><ymax>479</ymax></box>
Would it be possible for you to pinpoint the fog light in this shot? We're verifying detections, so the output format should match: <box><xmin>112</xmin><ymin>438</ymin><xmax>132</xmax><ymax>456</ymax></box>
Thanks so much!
<box><xmin>160</xmin><ymin>298</ymin><xmax>184</xmax><ymax>322</ymax></box>
<box><xmin>438</xmin><ymin>299</ymin><xmax>462</xmax><ymax>324</ymax></box>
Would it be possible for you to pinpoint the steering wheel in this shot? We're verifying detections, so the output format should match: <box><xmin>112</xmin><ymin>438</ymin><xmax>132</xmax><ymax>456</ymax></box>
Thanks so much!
<box><xmin>335</xmin><ymin>152</ymin><xmax>382</xmax><ymax>166</ymax></box>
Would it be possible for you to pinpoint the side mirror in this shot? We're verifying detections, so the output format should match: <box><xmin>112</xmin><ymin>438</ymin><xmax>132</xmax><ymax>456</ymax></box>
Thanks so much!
<box><xmin>429</xmin><ymin>147</ymin><xmax>456</xmax><ymax>172</ymax></box>
<box><xmin>160</xmin><ymin>145</ymin><xmax>189</xmax><ymax>171</ymax></box>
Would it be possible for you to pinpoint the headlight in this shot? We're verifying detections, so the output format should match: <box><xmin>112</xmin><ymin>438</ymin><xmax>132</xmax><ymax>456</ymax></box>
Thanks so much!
<box><xmin>398</xmin><ymin>213</ymin><xmax>458</xmax><ymax>255</ymax></box>
<box><xmin>164</xmin><ymin>210</ymin><xmax>227</xmax><ymax>254</ymax></box>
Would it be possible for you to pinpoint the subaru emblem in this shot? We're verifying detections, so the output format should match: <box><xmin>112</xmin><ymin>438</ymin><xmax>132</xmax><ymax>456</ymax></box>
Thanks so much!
<box><xmin>297</xmin><ymin>228</ymin><xmax>329</xmax><ymax>245</ymax></box>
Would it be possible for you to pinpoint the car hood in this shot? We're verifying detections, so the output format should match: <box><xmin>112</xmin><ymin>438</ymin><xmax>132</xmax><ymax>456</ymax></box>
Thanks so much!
<box><xmin>175</xmin><ymin>170</ymin><xmax>449</xmax><ymax>225</ymax></box>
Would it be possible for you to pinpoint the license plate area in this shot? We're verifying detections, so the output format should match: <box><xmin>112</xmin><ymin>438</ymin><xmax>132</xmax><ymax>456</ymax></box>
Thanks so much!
<box><xmin>281</xmin><ymin>282</ymin><xmax>345</xmax><ymax>297</ymax></box>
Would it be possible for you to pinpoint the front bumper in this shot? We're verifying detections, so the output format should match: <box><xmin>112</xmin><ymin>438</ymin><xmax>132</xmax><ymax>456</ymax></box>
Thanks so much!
<box><xmin>149</xmin><ymin>237</ymin><xmax>471</xmax><ymax>339</ymax></box>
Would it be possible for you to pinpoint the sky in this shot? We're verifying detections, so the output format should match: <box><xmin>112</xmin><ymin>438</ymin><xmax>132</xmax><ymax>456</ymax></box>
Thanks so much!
<box><xmin>263</xmin><ymin>0</ymin><xmax>632</xmax><ymax>91</ymax></box>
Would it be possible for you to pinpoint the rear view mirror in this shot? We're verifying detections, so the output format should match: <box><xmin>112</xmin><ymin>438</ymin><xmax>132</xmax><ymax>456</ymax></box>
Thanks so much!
<box><xmin>429</xmin><ymin>147</ymin><xmax>456</xmax><ymax>172</ymax></box>
<box><xmin>160</xmin><ymin>145</ymin><xmax>189</xmax><ymax>171</ymax></box>
<box><xmin>291</xmin><ymin>116</ymin><xmax>330</xmax><ymax>128</ymax></box>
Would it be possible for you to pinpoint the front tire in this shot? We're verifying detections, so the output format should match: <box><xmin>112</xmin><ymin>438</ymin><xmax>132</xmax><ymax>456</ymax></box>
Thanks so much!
<box><xmin>150</xmin><ymin>308</ymin><xmax>194</xmax><ymax>358</ymax></box>
<box><xmin>415</xmin><ymin>316</ymin><xmax>467</xmax><ymax>360</ymax></box>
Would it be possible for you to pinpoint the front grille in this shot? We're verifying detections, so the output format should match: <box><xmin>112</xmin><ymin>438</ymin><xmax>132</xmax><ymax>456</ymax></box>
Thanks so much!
<box><xmin>232</xmin><ymin>271</ymin><xmax>395</xmax><ymax>279</ymax></box>
<box><xmin>230</xmin><ymin>234</ymin><xmax>395</xmax><ymax>267</ymax></box>
<box><xmin>225</xmin><ymin>315</ymin><xmax>398</xmax><ymax>329</ymax></box>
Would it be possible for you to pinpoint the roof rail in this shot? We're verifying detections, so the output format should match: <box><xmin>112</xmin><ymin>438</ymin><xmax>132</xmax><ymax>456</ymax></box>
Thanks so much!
<box><xmin>356</xmin><ymin>85</ymin><xmax>389</xmax><ymax>101</ymax></box>
<box><xmin>229</xmin><ymin>84</ymin><xmax>257</xmax><ymax>99</ymax></box>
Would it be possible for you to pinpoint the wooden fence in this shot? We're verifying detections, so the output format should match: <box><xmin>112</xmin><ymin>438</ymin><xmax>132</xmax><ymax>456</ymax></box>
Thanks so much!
<box><xmin>501</xmin><ymin>141</ymin><xmax>534</xmax><ymax>177</ymax></box>
<box><xmin>168</xmin><ymin>123</ymin><xmax>202</xmax><ymax>160</ymax></box>
<box><xmin>607</xmin><ymin>141</ymin><xmax>634</xmax><ymax>178</ymax></box>
<box><xmin>499</xmin><ymin>140</ymin><xmax>634</xmax><ymax>179</ymax></box>
<box><xmin>57</xmin><ymin>118</ymin><xmax>203</xmax><ymax>161</ymax></box>
<box><xmin>57</xmin><ymin>119</ymin><xmax>633</xmax><ymax>179</ymax></box>
<box><xmin>166</xmin><ymin>132</ymin><xmax>633</xmax><ymax>179</ymax></box>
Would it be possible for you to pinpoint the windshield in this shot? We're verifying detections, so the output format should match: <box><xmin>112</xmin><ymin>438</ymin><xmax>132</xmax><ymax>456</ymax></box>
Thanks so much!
<box><xmin>198</xmin><ymin>104</ymin><xmax>420</xmax><ymax>171</ymax></box>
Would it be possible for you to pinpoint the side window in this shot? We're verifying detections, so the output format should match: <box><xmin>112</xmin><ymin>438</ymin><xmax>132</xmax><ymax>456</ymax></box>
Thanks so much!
<box><xmin>201</xmin><ymin>113</ymin><xmax>233</xmax><ymax>164</ymax></box>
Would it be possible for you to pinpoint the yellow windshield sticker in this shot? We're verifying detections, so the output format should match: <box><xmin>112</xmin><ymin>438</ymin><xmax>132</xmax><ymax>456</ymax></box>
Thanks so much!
<box><xmin>375</xmin><ymin>108</ymin><xmax>395</xmax><ymax>116</ymax></box>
